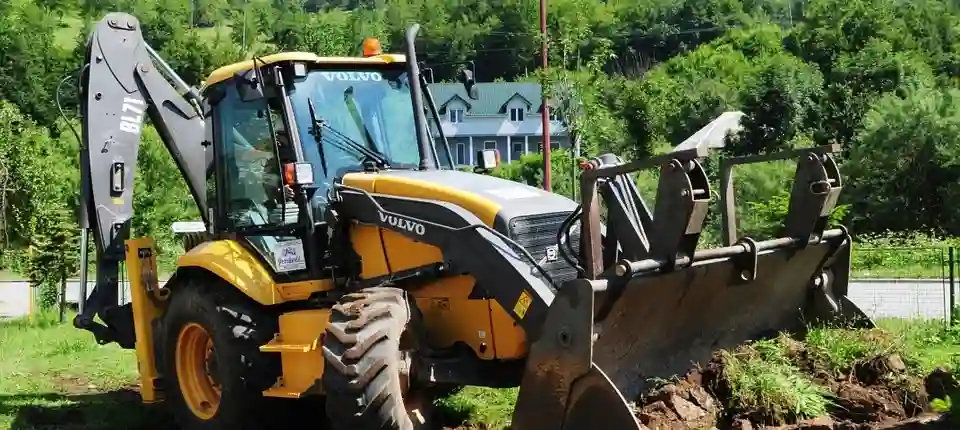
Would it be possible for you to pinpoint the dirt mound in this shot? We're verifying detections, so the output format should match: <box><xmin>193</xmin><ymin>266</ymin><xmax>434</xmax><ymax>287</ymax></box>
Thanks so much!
<box><xmin>633</xmin><ymin>336</ymin><xmax>953</xmax><ymax>430</ymax></box>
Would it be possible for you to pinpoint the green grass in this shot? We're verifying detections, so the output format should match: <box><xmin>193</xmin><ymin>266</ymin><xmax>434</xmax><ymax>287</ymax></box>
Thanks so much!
<box><xmin>0</xmin><ymin>270</ymin><xmax>25</xmax><ymax>281</ymax></box>
<box><xmin>54</xmin><ymin>14</ymin><xmax>85</xmax><ymax>50</ymax></box>
<box><xmin>688</xmin><ymin>320</ymin><xmax>960</xmax><ymax>426</ymax></box>
<box><xmin>850</xmin><ymin>231</ymin><xmax>960</xmax><ymax>279</ymax></box>
<box><xmin>436</xmin><ymin>387</ymin><xmax>518</xmax><ymax>429</ymax></box>
<box><xmin>876</xmin><ymin>318</ymin><xmax>960</xmax><ymax>372</ymax></box>
<box><xmin>5</xmin><ymin>311</ymin><xmax>960</xmax><ymax>430</ymax></box>
<box><xmin>436</xmin><ymin>319</ymin><xmax>960</xmax><ymax>429</ymax></box>
<box><xmin>719</xmin><ymin>336</ymin><xmax>833</xmax><ymax>422</ymax></box>
<box><xmin>851</xmin><ymin>246</ymin><xmax>951</xmax><ymax>279</ymax></box>
<box><xmin>803</xmin><ymin>324</ymin><xmax>911</xmax><ymax>374</ymax></box>
<box><xmin>0</xmin><ymin>310</ymin><xmax>165</xmax><ymax>430</ymax></box>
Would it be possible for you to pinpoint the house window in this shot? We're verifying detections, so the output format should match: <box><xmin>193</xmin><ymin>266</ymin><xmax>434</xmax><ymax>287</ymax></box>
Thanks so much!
<box><xmin>456</xmin><ymin>143</ymin><xmax>466</xmax><ymax>164</ymax></box>
<box><xmin>549</xmin><ymin>110</ymin><xmax>559</xmax><ymax>122</ymax></box>
<box><xmin>512</xmin><ymin>142</ymin><xmax>524</xmax><ymax>154</ymax></box>
<box><xmin>510</xmin><ymin>107</ymin><xmax>524</xmax><ymax>122</ymax></box>
<box><xmin>484</xmin><ymin>140</ymin><xmax>497</xmax><ymax>150</ymax></box>
<box><xmin>449</xmin><ymin>108</ymin><xmax>464</xmax><ymax>123</ymax></box>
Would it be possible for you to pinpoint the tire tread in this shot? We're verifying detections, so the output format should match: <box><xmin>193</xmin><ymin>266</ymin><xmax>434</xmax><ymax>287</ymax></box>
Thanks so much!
<box><xmin>322</xmin><ymin>286</ymin><xmax>414</xmax><ymax>430</ymax></box>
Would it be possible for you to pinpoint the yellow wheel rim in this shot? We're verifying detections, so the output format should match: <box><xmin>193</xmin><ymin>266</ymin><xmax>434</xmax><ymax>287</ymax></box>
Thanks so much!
<box><xmin>175</xmin><ymin>322</ymin><xmax>221</xmax><ymax>420</ymax></box>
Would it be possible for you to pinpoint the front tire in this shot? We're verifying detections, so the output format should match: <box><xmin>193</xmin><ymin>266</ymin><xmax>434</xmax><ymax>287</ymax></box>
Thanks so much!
<box><xmin>158</xmin><ymin>276</ymin><xmax>281</xmax><ymax>430</ymax></box>
<box><xmin>321</xmin><ymin>286</ymin><xmax>423</xmax><ymax>430</ymax></box>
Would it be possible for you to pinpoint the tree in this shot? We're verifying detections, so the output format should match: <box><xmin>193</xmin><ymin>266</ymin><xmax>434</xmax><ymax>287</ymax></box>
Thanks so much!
<box><xmin>844</xmin><ymin>83</ymin><xmax>960</xmax><ymax>234</ymax></box>
<box><xmin>730</xmin><ymin>54</ymin><xmax>823</xmax><ymax>155</ymax></box>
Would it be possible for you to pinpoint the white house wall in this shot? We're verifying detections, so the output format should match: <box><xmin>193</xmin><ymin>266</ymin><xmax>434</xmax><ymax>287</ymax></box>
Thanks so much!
<box><xmin>440</xmin><ymin>115</ymin><xmax>568</xmax><ymax>137</ymax></box>
<box><xmin>433</xmin><ymin>85</ymin><xmax>571</xmax><ymax>167</ymax></box>
<box><xmin>438</xmin><ymin>134</ymin><xmax>570</xmax><ymax>167</ymax></box>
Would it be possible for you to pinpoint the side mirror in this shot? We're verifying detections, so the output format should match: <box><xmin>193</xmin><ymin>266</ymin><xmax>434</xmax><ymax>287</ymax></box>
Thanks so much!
<box><xmin>473</xmin><ymin>149</ymin><xmax>499</xmax><ymax>174</ymax></box>
<box><xmin>459</xmin><ymin>68</ymin><xmax>479</xmax><ymax>100</ymax></box>
<box><xmin>236</xmin><ymin>67</ymin><xmax>277</xmax><ymax>102</ymax></box>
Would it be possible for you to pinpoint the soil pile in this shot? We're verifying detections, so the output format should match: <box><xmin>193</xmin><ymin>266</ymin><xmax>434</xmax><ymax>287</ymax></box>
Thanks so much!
<box><xmin>633</xmin><ymin>333</ymin><xmax>956</xmax><ymax>430</ymax></box>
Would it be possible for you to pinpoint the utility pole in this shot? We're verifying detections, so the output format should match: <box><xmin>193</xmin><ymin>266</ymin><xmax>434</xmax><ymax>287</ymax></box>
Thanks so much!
<box><xmin>539</xmin><ymin>0</ymin><xmax>552</xmax><ymax>192</ymax></box>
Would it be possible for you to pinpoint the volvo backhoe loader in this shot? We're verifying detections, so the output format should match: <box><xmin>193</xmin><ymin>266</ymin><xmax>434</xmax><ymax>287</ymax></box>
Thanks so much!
<box><xmin>68</xmin><ymin>11</ymin><xmax>873</xmax><ymax>430</ymax></box>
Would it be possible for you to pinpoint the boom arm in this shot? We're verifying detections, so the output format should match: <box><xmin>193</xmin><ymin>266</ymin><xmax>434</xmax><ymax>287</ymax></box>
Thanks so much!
<box><xmin>74</xmin><ymin>12</ymin><xmax>210</xmax><ymax>348</ymax></box>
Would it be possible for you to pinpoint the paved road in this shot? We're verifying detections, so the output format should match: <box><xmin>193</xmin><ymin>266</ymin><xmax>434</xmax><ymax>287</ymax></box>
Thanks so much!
<box><xmin>0</xmin><ymin>278</ymin><xmax>953</xmax><ymax>320</ymax></box>
<box><xmin>0</xmin><ymin>280</ymin><xmax>143</xmax><ymax>319</ymax></box>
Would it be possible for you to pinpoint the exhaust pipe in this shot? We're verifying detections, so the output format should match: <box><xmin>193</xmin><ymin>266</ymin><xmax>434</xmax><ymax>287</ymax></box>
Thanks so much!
<box><xmin>403</xmin><ymin>24</ymin><xmax>437</xmax><ymax>171</ymax></box>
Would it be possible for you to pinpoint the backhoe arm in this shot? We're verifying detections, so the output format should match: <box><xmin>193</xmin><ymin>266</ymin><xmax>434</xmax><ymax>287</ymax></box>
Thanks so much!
<box><xmin>74</xmin><ymin>12</ymin><xmax>209</xmax><ymax>348</ymax></box>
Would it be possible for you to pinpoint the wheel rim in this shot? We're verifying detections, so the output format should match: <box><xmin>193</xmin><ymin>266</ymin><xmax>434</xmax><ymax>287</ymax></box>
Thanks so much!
<box><xmin>175</xmin><ymin>322</ymin><xmax>222</xmax><ymax>420</ymax></box>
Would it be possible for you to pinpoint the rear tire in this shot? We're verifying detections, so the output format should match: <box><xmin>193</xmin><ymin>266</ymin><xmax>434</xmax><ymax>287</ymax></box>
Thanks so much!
<box><xmin>321</xmin><ymin>286</ymin><xmax>420</xmax><ymax>430</ymax></box>
<box><xmin>158</xmin><ymin>276</ymin><xmax>281</xmax><ymax>430</ymax></box>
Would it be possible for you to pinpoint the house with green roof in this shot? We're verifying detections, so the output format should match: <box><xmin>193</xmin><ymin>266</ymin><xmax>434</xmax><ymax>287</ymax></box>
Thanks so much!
<box><xmin>428</xmin><ymin>82</ymin><xmax>569</xmax><ymax>167</ymax></box>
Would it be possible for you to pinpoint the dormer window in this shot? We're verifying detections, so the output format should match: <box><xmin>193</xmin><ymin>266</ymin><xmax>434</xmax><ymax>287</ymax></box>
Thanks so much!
<box><xmin>510</xmin><ymin>107</ymin><xmax>524</xmax><ymax>122</ymax></box>
<box><xmin>449</xmin><ymin>108</ymin><xmax>464</xmax><ymax>123</ymax></box>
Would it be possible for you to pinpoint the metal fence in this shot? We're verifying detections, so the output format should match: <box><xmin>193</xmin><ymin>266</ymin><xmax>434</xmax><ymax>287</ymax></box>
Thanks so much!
<box><xmin>848</xmin><ymin>246</ymin><xmax>956</xmax><ymax>322</ymax></box>
<box><xmin>3</xmin><ymin>247</ymin><xmax>960</xmax><ymax>322</ymax></box>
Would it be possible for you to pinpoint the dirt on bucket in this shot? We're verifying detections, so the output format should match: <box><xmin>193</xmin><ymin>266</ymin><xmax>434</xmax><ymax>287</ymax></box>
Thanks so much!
<box><xmin>632</xmin><ymin>333</ymin><xmax>954</xmax><ymax>430</ymax></box>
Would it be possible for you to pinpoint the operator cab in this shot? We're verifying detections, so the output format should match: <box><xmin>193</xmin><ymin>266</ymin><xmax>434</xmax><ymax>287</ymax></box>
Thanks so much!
<box><xmin>198</xmin><ymin>45</ymin><xmax>454</xmax><ymax>282</ymax></box>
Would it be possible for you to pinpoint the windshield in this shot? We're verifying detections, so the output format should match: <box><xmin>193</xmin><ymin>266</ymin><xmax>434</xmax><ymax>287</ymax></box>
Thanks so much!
<box><xmin>288</xmin><ymin>66</ymin><xmax>439</xmax><ymax>179</ymax></box>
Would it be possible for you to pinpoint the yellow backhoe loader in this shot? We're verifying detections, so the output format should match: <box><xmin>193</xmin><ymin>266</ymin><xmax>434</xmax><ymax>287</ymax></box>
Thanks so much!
<box><xmin>67</xmin><ymin>12</ymin><xmax>873</xmax><ymax>430</ymax></box>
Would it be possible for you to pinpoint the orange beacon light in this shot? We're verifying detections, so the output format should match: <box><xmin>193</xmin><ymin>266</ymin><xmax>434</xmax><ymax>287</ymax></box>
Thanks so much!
<box><xmin>362</xmin><ymin>38</ymin><xmax>382</xmax><ymax>57</ymax></box>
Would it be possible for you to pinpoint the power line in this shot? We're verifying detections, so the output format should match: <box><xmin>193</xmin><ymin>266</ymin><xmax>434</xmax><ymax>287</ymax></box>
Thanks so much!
<box><xmin>473</xmin><ymin>20</ymin><xmax>795</xmax><ymax>39</ymax></box>
<box><xmin>414</xmin><ymin>21</ymin><xmax>796</xmax><ymax>59</ymax></box>
<box><xmin>417</xmin><ymin>23</ymin><xmax>771</xmax><ymax>58</ymax></box>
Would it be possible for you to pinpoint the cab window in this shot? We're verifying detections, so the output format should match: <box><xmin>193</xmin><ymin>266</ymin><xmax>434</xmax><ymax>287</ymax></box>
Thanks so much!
<box><xmin>212</xmin><ymin>81</ymin><xmax>305</xmax><ymax>274</ymax></box>
<box><xmin>288</xmin><ymin>67</ymin><xmax>425</xmax><ymax>200</ymax></box>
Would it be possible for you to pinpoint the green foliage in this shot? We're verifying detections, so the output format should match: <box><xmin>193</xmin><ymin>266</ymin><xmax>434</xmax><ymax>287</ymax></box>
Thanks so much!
<box><xmin>844</xmin><ymin>83</ymin><xmax>960</xmax><ymax>234</ymax></box>
<box><xmin>488</xmin><ymin>149</ymin><xmax>578</xmax><ymax>199</ymax></box>
<box><xmin>0</xmin><ymin>2</ymin><xmax>72</xmax><ymax>128</ymax></box>
<box><xmin>849</xmin><ymin>231</ymin><xmax>956</xmax><ymax>278</ymax></box>
<box><xmin>729</xmin><ymin>54</ymin><xmax>824</xmax><ymax>155</ymax></box>
<box><xmin>28</xmin><ymin>207</ymin><xmax>78</xmax><ymax>309</ymax></box>
<box><xmin>435</xmin><ymin>387</ymin><xmax>518</xmax><ymax>430</ymax></box>
<box><xmin>1</xmin><ymin>0</ymin><xmax>960</xmax><ymax>284</ymax></box>
<box><xmin>0</xmin><ymin>101</ymin><xmax>81</xmax><ymax>301</ymax></box>
<box><xmin>720</xmin><ymin>338</ymin><xmax>832</xmax><ymax>424</ymax></box>
<box><xmin>804</xmin><ymin>326</ymin><xmax>912</xmax><ymax>375</ymax></box>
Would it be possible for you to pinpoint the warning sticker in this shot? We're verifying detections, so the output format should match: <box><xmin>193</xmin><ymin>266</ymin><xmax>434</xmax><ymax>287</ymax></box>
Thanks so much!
<box><xmin>513</xmin><ymin>290</ymin><xmax>532</xmax><ymax>319</ymax></box>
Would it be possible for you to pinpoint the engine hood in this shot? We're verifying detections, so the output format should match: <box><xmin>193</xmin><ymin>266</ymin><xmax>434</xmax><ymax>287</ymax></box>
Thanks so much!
<box><xmin>345</xmin><ymin>169</ymin><xmax>578</xmax><ymax>234</ymax></box>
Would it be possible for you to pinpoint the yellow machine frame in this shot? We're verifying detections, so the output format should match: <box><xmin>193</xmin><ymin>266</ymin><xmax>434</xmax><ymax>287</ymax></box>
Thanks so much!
<box><xmin>126</xmin><ymin>171</ymin><xmax>528</xmax><ymax>400</ymax></box>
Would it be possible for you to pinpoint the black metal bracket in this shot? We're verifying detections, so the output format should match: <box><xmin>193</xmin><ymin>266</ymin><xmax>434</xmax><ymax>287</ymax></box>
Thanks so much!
<box><xmin>649</xmin><ymin>158</ymin><xmax>711</xmax><ymax>270</ymax></box>
<box><xmin>783</xmin><ymin>151</ymin><xmax>842</xmax><ymax>246</ymax></box>
<box><xmin>593</xmin><ymin>154</ymin><xmax>653</xmax><ymax>262</ymax></box>
<box><xmin>582</xmin><ymin>146</ymin><xmax>713</xmax><ymax>275</ymax></box>
<box><xmin>730</xmin><ymin>237</ymin><xmax>758</xmax><ymax>285</ymax></box>
<box><xmin>347</xmin><ymin>263</ymin><xmax>447</xmax><ymax>291</ymax></box>
<box><xmin>579</xmin><ymin>145</ymin><xmax>711</xmax><ymax>278</ymax></box>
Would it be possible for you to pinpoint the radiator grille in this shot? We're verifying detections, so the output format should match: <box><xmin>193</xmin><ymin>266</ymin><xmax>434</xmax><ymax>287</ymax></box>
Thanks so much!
<box><xmin>509</xmin><ymin>211</ymin><xmax>581</xmax><ymax>288</ymax></box>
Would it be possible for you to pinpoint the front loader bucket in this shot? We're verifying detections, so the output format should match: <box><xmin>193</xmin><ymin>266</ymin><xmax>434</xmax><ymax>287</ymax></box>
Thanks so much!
<box><xmin>591</xmin><ymin>230</ymin><xmax>870</xmax><ymax>405</ymax></box>
<box><xmin>510</xmin><ymin>138</ymin><xmax>873</xmax><ymax>430</ymax></box>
